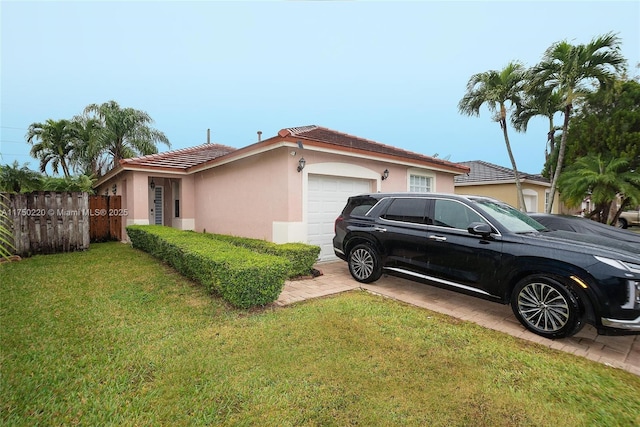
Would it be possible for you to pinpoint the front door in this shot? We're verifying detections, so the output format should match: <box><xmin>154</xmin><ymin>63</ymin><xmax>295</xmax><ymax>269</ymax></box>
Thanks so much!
<box><xmin>150</xmin><ymin>185</ymin><xmax>164</xmax><ymax>225</ymax></box>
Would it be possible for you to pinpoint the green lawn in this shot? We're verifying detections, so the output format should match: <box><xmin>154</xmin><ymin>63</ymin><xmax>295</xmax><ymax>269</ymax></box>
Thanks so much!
<box><xmin>2</xmin><ymin>242</ymin><xmax>639</xmax><ymax>426</ymax></box>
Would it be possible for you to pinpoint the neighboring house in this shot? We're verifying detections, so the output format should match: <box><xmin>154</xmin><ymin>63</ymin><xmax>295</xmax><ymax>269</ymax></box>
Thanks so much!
<box><xmin>95</xmin><ymin>125</ymin><xmax>469</xmax><ymax>260</ymax></box>
<box><xmin>454</xmin><ymin>160</ymin><xmax>560</xmax><ymax>213</ymax></box>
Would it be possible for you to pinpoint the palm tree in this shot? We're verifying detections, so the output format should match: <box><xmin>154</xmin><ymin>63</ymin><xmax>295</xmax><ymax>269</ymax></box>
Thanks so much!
<box><xmin>0</xmin><ymin>193</ymin><xmax>14</xmax><ymax>259</ymax></box>
<box><xmin>26</xmin><ymin>119</ymin><xmax>77</xmax><ymax>178</ymax></box>
<box><xmin>69</xmin><ymin>114</ymin><xmax>106</xmax><ymax>177</ymax></box>
<box><xmin>0</xmin><ymin>161</ymin><xmax>42</xmax><ymax>193</ymax></box>
<box><xmin>557</xmin><ymin>154</ymin><xmax>640</xmax><ymax>224</ymax></box>
<box><xmin>41</xmin><ymin>175</ymin><xmax>96</xmax><ymax>193</ymax></box>
<box><xmin>459</xmin><ymin>61</ymin><xmax>528</xmax><ymax>211</ymax></box>
<box><xmin>84</xmin><ymin>100</ymin><xmax>170</xmax><ymax>170</ymax></box>
<box><xmin>511</xmin><ymin>82</ymin><xmax>564</xmax><ymax>169</ymax></box>
<box><xmin>531</xmin><ymin>33</ymin><xmax>627</xmax><ymax>213</ymax></box>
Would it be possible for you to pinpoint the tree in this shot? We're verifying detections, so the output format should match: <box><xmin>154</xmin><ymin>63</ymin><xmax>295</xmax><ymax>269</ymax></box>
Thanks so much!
<box><xmin>84</xmin><ymin>100</ymin><xmax>170</xmax><ymax>171</ymax></box>
<box><xmin>40</xmin><ymin>175</ymin><xmax>96</xmax><ymax>193</ymax></box>
<box><xmin>512</xmin><ymin>80</ymin><xmax>564</xmax><ymax>175</ymax></box>
<box><xmin>563</xmin><ymin>78</ymin><xmax>640</xmax><ymax>171</ymax></box>
<box><xmin>459</xmin><ymin>61</ymin><xmax>528</xmax><ymax>211</ymax></box>
<box><xmin>0</xmin><ymin>193</ymin><xmax>14</xmax><ymax>259</ymax></box>
<box><xmin>69</xmin><ymin>114</ymin><xmax>105</xmax><ymax>177</ymax></box>
<box><xmin>530</xmin><ymin>33</ymin><xmax>627</xmax><ymax>213</ymax></box>
<box><xmin>0</xmin><ymin>161</ymin><xmax>42</xmax><ymax>193</ymax></box>
<box><xmin>557</xmin><ymin>154</ymin><xmax>640</xmax><ymax>224</ymax></box>
<box><xmin>26</xmin><ymin>119</ymin><xmax>77</xmax><ymax>178</ymax></box>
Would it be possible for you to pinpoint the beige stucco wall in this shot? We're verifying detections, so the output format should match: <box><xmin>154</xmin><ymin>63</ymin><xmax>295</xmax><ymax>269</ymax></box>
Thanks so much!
<box><xmin>454</xmin><ymin>182</ymin><xmax>559</xmax><ymax>213</ymax></box>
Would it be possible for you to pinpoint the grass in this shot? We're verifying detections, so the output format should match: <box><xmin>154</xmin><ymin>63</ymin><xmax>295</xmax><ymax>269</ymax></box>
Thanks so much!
<box><xmin>2</xmin><ymin>242</ymin><xmax>639</xmax><ymax>426</ymax></box>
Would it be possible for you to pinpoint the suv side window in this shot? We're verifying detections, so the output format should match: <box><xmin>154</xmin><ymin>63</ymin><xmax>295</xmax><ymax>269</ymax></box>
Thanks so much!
<box><xmin>381</xmin><ymin>198</ymin><xmax>430</xmax><ymax>224</ymax></box>
<box><xmin>432</xmin><ymin>199</ymin><xmax>487</xmax><ymax>230</ymax></box>
<box><xmin>343</xmin><ymin>196</ymin><xmax>378</xmax><ymax>217</ymax></box>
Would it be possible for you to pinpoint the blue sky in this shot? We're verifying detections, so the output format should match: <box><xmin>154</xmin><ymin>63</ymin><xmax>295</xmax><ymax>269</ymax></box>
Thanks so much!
<box><xmin>2</xmin><ymin>1</ymin><xmax>639</xmax><ymax>175</ymax></box>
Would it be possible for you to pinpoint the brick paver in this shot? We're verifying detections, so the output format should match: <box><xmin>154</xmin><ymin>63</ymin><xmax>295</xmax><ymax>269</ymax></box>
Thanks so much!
<box><xmin>277</xmin><ymin>261</ymin><xmax>640</xmax><ymax>377</ymax></box>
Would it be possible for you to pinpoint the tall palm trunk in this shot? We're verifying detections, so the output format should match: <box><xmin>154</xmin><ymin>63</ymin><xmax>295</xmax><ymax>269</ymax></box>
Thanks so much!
<box><xmin>500</xmin><ymin>117</ymin><xmax>527</xmax><ymax>211</ymax></box>
<box><xmin>546</xmin><ymin>104</ymin><xmax>572</xmax><ymax>213</ymax></box>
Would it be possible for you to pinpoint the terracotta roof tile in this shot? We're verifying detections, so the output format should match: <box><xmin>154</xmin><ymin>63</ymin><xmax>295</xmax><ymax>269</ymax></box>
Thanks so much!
<box><xmin>280</xmin><ymin>125</ymin><xmax>467</xmax><ymax>171</ymax></box>
<box><xmin>455</xmin><ymin>160</ymin><xmax>548</xmax><ymax>184</ymax></box>
<box><xmin>120</xmin><ymin>144</ymin><xmax>236</xmax><ymax>170</ymax></box>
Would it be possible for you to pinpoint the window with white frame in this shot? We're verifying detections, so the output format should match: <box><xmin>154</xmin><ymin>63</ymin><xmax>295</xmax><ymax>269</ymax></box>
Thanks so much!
<box><xmin>409</xmin><ymin>174</ymin><xmax>433</xmax><ymax>192</ymax></box>
<box><xmin>544</xmin><ymin>190</ymin><xmax>550</xmax><ymax>213</ymax></box>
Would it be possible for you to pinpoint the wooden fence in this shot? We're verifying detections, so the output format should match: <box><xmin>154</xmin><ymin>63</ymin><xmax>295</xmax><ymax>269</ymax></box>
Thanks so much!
<box><xmin>89</xmin><ymin>195</ymin><xmax>122</xmax><ymax>242</ymax></box>
<box><xmin>2</xmin><ymin>192</ymin><xmax>90</xmax><ymax>256</ymax></box>
<box><xmin>1</xmin><ymin>192</ymin><xmax>122</xmax><ymax>257</ymax></box>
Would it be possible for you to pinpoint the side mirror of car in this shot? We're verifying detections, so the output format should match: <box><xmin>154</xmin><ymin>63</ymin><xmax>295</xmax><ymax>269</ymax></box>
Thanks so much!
<box><xmin>468</xmin><ymin>222</ymin><xmax>493</xmax><ymax>238</ymax></box>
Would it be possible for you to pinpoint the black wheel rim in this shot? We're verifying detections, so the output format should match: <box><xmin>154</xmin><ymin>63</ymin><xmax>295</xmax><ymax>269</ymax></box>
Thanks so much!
<box><xmin>350</xmin><ymin>247</ymin><xmax>374</xmax><ymax>280</ymax></box>
<box><xmin>517</xmin><ymin>282</ymin><xmax>570</xmax><ymax>333</ymax></box>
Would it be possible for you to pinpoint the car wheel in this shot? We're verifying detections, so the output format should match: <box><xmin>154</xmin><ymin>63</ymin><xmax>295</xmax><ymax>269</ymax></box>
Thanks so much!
<box><xmin>348</xmin><ymin>243</ymin><xmax>382</xmax><ymax>283</ymax></box>
<box><xmin>511</xmin><ymin>275</ymin><xmax>585</xmax><ymax>339</ymax></box>
<box><xmin>617</xmin><ymin>218</ymin><xmax>628</xmax><ymax>229</ymax></box>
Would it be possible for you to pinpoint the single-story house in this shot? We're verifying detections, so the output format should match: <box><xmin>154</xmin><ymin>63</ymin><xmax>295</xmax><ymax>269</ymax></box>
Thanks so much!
<box><xmin>95</xmin><ymin>125</ymin><xmax>470</xmax><ymax>260</ymax></box>
<box><xmin>453</xmin><ymin>160</ymin><xmax>560</xmax><ymax>214</ymax></box>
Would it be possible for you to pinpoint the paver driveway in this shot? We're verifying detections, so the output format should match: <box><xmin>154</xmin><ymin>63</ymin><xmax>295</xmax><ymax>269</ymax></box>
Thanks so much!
<box><xmin>277</xmin><ymin>261</ymin><xmax>640</xmax><ymax>377</ymax></box>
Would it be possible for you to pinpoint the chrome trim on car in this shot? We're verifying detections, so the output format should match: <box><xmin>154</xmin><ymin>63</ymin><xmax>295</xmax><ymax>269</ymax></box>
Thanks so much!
<box><xmin>334</xmin><ymin>247</ymin><xmax>345</xmax><ymax>255</ymax></box>
<box><xmin>601</xmin><ymin>316</ymin><xmax>640</xmax><ymax>331</ymax></box>
<box><xmin>621</xmin><ymin>280</ymin><xmax>640</xmax><ymax>310</ymax></box>
<box><xmin>384</xmin><ymin>267</ymin><xmax>492</xmax><ymax>297</ymax></box>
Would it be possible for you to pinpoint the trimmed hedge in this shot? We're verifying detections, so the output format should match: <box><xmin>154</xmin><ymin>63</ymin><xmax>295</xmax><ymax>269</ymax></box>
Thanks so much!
<box><xmin>126</xmin><ymin>225</ymin><xmax>291</xmax><ymax>309</ymax></box>
<box><xmin>207</xmin><ymin>233</ymin><xmax>320</xmax><ymax>278</ymax></box>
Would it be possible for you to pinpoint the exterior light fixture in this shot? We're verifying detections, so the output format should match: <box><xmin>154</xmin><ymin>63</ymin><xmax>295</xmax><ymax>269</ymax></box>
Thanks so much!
<box><xmin>112</xmin><ymin>184</ymin><xmax>117</xmax><ymax>195</ymax></box>
<box><xmin>150</xmin><ymin>179</ymin><xmax>155</xmax><ymax>190</ymax></box>
<box><xmin>381</xmin><ymin>169</ymin><xmax>389</xmax><ymax>180</ymax></box>
<box><xmin>297</xmin><ymin>157</ymin><xmax>306</xmax><ymax>172</ymax></box>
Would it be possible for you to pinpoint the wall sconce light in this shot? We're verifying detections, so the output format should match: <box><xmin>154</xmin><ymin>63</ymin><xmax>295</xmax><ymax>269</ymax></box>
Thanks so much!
<box><xmin>112</xmin><ymin>184</ymin><xmax>117</xmax><ymax>195</ymax></box>
<box><xmin>381</xmin><ymin>169</ymin><xmax>389</xmax><ymax>180</ymax></box>
<box><xmin>150</xmin><ymin>178</ymin><xmax>155</xmax><ymax>190</ymax></box>
<box><xmin>297</xmin><ymin>157</ymin><xmax>306</xmax><ymax>172</ymax></box>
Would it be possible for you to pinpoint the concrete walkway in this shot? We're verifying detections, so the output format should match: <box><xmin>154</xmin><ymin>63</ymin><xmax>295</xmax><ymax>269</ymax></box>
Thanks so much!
<box><xmin>277</xmin><ymin>261</ymin><xmax>640</xmax><ymax>377</ymax></box>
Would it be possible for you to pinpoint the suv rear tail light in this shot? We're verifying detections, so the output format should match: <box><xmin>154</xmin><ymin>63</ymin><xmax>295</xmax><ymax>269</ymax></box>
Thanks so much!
<box><xmin>334</xmin><ymin>215</ymin><xmax>343</xmax><ymax>233</ymax></box>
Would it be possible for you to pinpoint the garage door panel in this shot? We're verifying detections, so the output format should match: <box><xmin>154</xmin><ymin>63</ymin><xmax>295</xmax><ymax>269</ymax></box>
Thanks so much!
<box><xmin>308</xmin><ymin>175</ymin><xmax>372</xmax><ymax>261</ymax></box>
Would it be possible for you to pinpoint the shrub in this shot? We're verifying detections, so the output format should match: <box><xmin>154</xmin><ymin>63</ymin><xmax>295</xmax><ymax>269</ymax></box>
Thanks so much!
<box><xmin>126</xmin><ymin>225</ymin><xmax>291</xmax><ymax>308</ymax></box>
<box><xmin>208</xmin><ymin>233</ymin><xmax>320</xmax><ymax>278</ymax></box>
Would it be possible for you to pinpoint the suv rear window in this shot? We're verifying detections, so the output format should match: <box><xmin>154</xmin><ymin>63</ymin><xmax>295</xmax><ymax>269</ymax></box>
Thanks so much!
<box><xmin>342</xmin><ymin>196</ymin><xmax>378</xmax><ymax>217</ymax></box>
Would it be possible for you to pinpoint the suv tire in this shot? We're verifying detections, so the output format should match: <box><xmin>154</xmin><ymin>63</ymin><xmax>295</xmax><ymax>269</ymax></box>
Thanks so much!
<box><xmin>348</xmin><ymin>243</ymin><xmax>382</xmax><ymax>283</ymax></box>
<box><xmin>511</xmin><ymin>275</ymin><xmax>585</xmax><ymax>339</ymax></box>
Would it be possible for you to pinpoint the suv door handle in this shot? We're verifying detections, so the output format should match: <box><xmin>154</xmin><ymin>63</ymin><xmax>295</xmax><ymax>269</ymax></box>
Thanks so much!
<box><xmin>429</xmin><ymin>235</ymin><xmax>447</xmax><ymax>242</ymax></box>
<box><xmin>374</xmin><ymin>227</ymin><xmax>387</xmax><ymax>233</ymax></box>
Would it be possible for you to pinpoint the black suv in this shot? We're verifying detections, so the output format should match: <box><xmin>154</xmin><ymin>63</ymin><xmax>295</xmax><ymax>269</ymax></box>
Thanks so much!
<box><xmin>333</xmin><ymin>193</ymin><xmax>640</xmax><ymax>339</ymax></box>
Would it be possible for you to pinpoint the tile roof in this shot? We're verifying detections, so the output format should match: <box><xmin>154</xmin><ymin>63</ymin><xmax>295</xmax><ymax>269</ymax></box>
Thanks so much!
<box><xmin>120</xmin><ymin>143</ymin><xmax>236</xmax><ymax>171</ymax></box>
<box><xmin>454</xmin><ymin>160</ymin><xmax>549</xmax><ymax>184</ymax></box>
<box><xmin>278</xmin><ymin>125</ymin><xmax>467</xmax><ymax>172</ymax></box>
<box><xmin>114</xmin><ymin>125</ymin><xmax>468</xmax><ymax>175</ymax></box>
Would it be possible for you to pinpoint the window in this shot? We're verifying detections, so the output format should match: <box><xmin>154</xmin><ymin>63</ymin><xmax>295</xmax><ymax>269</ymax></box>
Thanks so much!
<box><xmin>409</xmin><ymin>174</ymin><xmax>432</xmax><ymax>192</ymax></box>
<box><xmin>544</xmin><ymin>190</ymin><xmax>551</xmax><ymax>213</ymax></box>
<box><xmin>522</xmin><ymin>189</ymin><xmax>538</xmax><ymax>213</ymax></box>
<box><xmin>343</xmin><ymin>196</ymin><xmax>378</xmax><ymax>217</ymax></box>
<box><xmin>433</xmin><ymin>199</ymin><xmax>486</xmax><ymax>230</ymax></box>
<box><xmin>382</xmin><ymin>198</ymin><xmax>429</xmax><ymax>224</ymax></box>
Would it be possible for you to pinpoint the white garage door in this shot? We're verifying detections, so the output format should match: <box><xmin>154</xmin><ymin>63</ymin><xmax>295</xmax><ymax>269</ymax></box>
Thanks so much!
<box><xmin>308</xmin><ymin>175</ymin><xmax>372</xmax><ymax>261</ymax></box>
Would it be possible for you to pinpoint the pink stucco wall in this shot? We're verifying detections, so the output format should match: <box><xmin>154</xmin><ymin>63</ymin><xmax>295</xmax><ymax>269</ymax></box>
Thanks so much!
<box><xmin>193</xmin><ymin>147</ymin><xmax>295</xmax><ymax>240</ymax></box>
<box><xmin>299</xmin><ymin>150</ymin><xmax>457</xmax><ymax>194</ymax></box>
<box><xmin>98</xmin><ymin>145</ymin><xmax>463</xmax><ymax>243</ymax></box>
<box><xmin>191</xmin><ymin>146</ymin><xmax>461</xmax><ymax>241</ymax></box>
